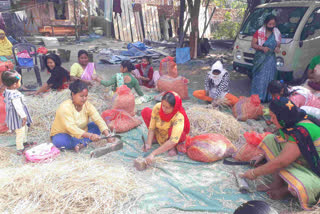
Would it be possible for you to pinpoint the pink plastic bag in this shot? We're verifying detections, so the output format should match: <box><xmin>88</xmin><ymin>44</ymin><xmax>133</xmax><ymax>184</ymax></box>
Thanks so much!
<box><xmin>0</xmin><ymin>95</ymin><xmax>8</xmax><ymax>133</ymax></box>
<box><xmin>24</xmin><ymin>143</ymin><xmax>60</xmax><ymax>163</ymax></box>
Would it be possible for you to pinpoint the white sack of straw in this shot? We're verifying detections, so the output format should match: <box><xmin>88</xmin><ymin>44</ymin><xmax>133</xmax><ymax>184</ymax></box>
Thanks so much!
<box><xmin>0</xmin><ymin>155</ymin><xmax>139</xmax><ymax>213</ymax></box>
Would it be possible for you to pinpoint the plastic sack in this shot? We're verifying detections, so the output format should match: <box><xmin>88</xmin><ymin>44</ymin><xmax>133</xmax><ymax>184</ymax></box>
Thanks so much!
<box><xmin>17</xmin><ymin>58</ymin><xmax>34</xmax><ymax>67</ymax></box>
<box><xmin>234</xmin><ymin>132</ymin><xmax>271</xmax><ymax>162</ymax></box>
<box><xmin>157</xmin><ymin>75</ymin><xmax>189</xmax><ymax>99</ymax></box>
<box><xmin>178</xmin><ymin>133</ymin><xmax>237</xmax><ymax>163</ymax></box>
<box><xmin>232</xmin><ymin>95</ymin><xmax>263</xmax><ymax>121</ymax></box>
<box><xmin>0</xmin><ymin>61</ymin><xmax>14</xmax><ymax>73</ymax></box>
<box><xmin>0</xmin><ymin>95</ymin><xmax>8</xmax><ymax>133</ymax></box>
<box><xmin>101</xmin><ymin>109</ymin><xmax>142</xmax><ymax>133</ymax></box>
<box><xmin>37</xmin><ymin>46</ymin><xmax>48</xmax><ymax>54</ymax></box>
<box><xmin>112</xmin><ymin>85</ymin><xmax>135</xmax><ymax>116</ymax></box>
<box><xmin>159</xmin><ymin>56</ymin><xmax>178</xmax><ymax>78</ymax></box>
<box><xmin>24</xmin><ymin>143</ymin><xmax>60</xmax><ymax>163</ymax></box>
<box><xmin>301</xmin><ymin>106</ymin><xmax>320</xmax><ymax>119</ymax></box>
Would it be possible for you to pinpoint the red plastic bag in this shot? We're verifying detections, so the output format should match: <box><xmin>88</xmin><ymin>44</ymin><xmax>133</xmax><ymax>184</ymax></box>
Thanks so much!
<box><xmin>112</xmin><ymin>85</ymin><xmax>135</xmax><ymax>116</ymax></box>
<box><xmin>37</xmin><ymin>46</ymin><xmax>48</xmax><ymax>54</ymax></box>
<box><xmin>178</xmin><ymin>133</ymin><xmax>237</xmax><ymax>162</ymax></box>
<box><xmin>0</xmin><ymin>95</ymin><xmax>8</xmax><ymax>133</ymax></box>
<box><xmin>159</xmin><ymin>56</ymin><xmax>178</xmax><ymax>78</ymax></box>
<box><xmin>234</xmin><ymin>132</ymin><xmax>271</xmax><ymax>162</ymax></box>
<box><xmin>157</xmin><ymin>75</ymin><xmax>189</xmax><ymax>99</ymax></box>
<box><xmin>232</xmin><ymin>95</ymin><xmax>263</xmax><ymax>121</ymax></box>
<box><xmin>101</xmin><ymin>109</ymin><xmax>142</xmax><ymax>133</ymax></box>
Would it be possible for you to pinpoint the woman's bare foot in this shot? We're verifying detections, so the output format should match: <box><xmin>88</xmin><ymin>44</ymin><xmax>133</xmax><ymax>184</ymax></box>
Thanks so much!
<box><xmin>267</xmin><ymin>185</ymin><xmax>289</xmax><ymax>200</ymax></box>
<box><xmin>74</xmin><ymin>144</ymin><xmax>85</xmax><ymax>153</ymax></box>
<box><xmin>168</xmin><ymin>148</ymin><xmax>177</xmax><ymax>156</ymax></box>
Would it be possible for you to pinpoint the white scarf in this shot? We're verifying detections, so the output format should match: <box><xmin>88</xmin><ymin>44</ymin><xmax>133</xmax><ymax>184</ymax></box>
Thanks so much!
<box><xmin>208</xmin><ymin>60</ymin><xmax>227</xmax><ymax>86</ymax></box>
<box><xmin>257</xmin><ymin>26</ymin><xmax>281</xmax><ymax>46</ymax></box>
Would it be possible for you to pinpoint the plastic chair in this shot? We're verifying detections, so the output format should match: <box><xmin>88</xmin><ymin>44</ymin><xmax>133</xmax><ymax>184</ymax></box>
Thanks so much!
<box><xmin>12</xmin><ymin>43</ymin><xmax>42</xmax><ymax>87</ymax></box>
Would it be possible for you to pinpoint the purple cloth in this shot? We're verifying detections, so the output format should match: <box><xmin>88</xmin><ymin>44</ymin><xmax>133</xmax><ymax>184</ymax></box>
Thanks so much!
<box><xmin>113</xmin><ymin>0</ymin><xmax>122</xmax><ymax>15</ymax></box>
<box><xmin>0</xmin><ymin>13</ymin><xmax>6</xmax><ymax>32</ymax></box>
<box><xmin>308</xmin><ymin>81</ymin><xmax>320</xmax><ymax>91</ymax></box>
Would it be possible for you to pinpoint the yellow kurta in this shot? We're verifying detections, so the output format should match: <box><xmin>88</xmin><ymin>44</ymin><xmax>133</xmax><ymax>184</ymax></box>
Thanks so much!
<box><xmin>0</xmin><ymin>30</ymin><xmax>13</xmax><ymax>56</ymax></box>
<box><xmin>70</xmin><ymin>63</ymin><xmax>96</xmax><ymax>78</ymax></box>
<box><xmin>149</xmin><ymin>103</ymin><xmax>185</xmax><ymax>145</ymax></box>
<box><xmin>50</xmin><ymin>99</ymin><xmax>108</xmax><ymax>139</ymax></box>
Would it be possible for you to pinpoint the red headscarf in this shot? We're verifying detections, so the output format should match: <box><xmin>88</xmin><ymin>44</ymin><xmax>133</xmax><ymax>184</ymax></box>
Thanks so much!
<box><xmin>159</xmin><ymin>91</ymin><xmax>190</xmax><ymax>134</ymax></box>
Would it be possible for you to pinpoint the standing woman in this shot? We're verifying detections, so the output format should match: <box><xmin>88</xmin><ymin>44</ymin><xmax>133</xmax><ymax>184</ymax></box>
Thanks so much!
<box><xmin>50</xmin><ymin>80</ymin><xmax>113</xmax><ymax>152</ymax></box>
<box><xmin>251</xmin><ymin>15</ymin><xmax>281</xmax><ymax>103</ymax></box>
<box><xmin>31</xmin><ymin>54</ymin><xmax>70</xmax><ymax>95</ymax></box>
<box><xmin>70</xmin><ymin>50</ymin><xmax>96</xmax><ymax>85</ymax></box>
<box><xmin>132</xmin><ymin>56</ymin><xmax>160</xmax><ymax>88</ymax></box>
<box><xmin>0</xmin><ymin>29</ymin><xmax>13</xmax><ymax>62</ymax></box>
<box><xmin>141</xmin><ymin>92</ymin><xmax>190</xmax><ymax>164</ymax></box>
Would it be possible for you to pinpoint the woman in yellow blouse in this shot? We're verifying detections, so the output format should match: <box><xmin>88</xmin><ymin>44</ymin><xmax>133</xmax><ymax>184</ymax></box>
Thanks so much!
<box><xmin>50</xmin><ymin>80</ymin><xmax>113</xmax><ymax>152</ymax></box>
<box><xmin>70</xmin><ymin>50</ymin><xmax>96</xmax><ymax>85</ymax></box>
<box><xmin>141</xmin><ymin>91</ymin><xmax>190</xmax><ymax>164</ymax></box>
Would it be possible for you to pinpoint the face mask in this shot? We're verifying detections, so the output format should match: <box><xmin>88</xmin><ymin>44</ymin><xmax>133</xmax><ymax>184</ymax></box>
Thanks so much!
<box><xmin>266</xmin><ymin>26</ymin><xmax>274</xmax><ymax>31</ymax></box>
<box><xmin>142</xmin><ymin>63</ymin><xmax>148</xmax><ymax>67</ymax></box>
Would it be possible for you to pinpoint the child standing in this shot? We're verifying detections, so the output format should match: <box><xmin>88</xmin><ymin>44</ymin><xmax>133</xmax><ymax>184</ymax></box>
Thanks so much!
<box><xmin>1</xmin><ymin>70</ymin><xmax>33</xmax><ymax>154</ymax></box>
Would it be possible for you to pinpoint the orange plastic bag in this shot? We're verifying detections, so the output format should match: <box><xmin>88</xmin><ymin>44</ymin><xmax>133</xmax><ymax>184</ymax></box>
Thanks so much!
<box><xmin>101</xmin><ymin>109</ymin><xmax>142</xmax><ymax>133</ymax></box>
<box><xmin>234</xmin><ymin>132</ymin><xmax>271</xmax><ymax>162</ymax></box>
<box><xmin>0</xmin><ymin>95</ymin><xmax>8</xmax><ymax>133</ymax></box>
<box><xmin>232</xmin><ymin>95</ymin><xmax>263</xmax><ymax>121</ymax></box>
<box><xmin>178</xmin><ymin>133</ymin><xmax>237</xmax><ymax>163</ymax></box>
<box><xmin>159</xmin><ymin>56</ymin><xmax>178</xmax><ymax>78</ymax></box>
<box><xmin>112</xmin><ymin>85</ymin><xmax>135</xmax><ymax>116</ymax></box>
<box><xmin>157</xmin><ymin>75</ymin><xmax>189</xmax><ymax>99</ymax></box>
<box><xmin>0</xmin><ymin>61</ymin><xmax>14</xmax><ymax>73</ymax></box>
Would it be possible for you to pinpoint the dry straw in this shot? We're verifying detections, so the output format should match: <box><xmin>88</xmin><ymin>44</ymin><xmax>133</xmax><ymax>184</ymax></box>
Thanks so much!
<box><xmin>0</xmin><ymin>154</ymin><xmax>139</xmax><ymax>213</ymax></box>
<box><xmin>186</xmin><ymin>105</ymin><xmax>241</xmax><ymax>142</ymax></box>
<box><xmin>0</xmin><ymin>147</ymin><xmax>15</xmax><ymax>168</ymax></box>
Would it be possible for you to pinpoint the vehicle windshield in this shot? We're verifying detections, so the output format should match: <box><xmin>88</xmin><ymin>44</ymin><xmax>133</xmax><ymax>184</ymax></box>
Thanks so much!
<box><xmin>240</xmin><ymin>7</ymin><xmax>308</xmax><ymax>38</ymax></box>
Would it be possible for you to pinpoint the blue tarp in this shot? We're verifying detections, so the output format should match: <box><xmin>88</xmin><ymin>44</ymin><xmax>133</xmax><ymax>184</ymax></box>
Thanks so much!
<box><xmin>176</xmin><ymin>47</ymin><xmax>191</xmax><ymax>64</ymax></box>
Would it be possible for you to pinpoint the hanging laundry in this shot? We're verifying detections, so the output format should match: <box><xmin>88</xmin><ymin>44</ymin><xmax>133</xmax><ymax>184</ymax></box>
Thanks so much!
<box><xmin>113</xmin><ymin>0</ymin><xmax>122</xmax><ymax>16</ymax></box>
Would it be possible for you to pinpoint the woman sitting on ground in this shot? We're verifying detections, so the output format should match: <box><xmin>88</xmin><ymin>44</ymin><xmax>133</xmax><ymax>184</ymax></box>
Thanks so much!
<box><xmin>141</xmin><ymin>92</ymin><xmax>190</xmax><ymax>164</ymax></box>
<box><xmin>70</xmin><ymin>50</ymin><xmax>96</xmax><ymax>85</ymax></box>
<box><xmin>268</xmin><ymin>80</ymin><xmax>320</xmax><ymax>118</ymax></box>
<box><xmin>132</xmin><ymin>56</ymin><xmax>160</xmax><ymax>88</ymax></box>
<box><xmin>50</xmin><ymin>80</ymin><xmax>113</xmax><ymax>152</ymax></box>
<box><xmin>30</xmin><ymin>54</ymin><xmax>70</xmax><ymax>95</ymax></box>
<box><xmin>193</xmin><ymin>60</ymin><xmax>239</xmax><ymax>106</ymax></box>
<box><xmin>94</xmin><ymin>60</ymin><xmax>144</xmax><ymax>97</ymax></box>
<box><xmin>241</xmin><ymin>97</ymin><xmax>320</xmax><ymax>211</ymax></box>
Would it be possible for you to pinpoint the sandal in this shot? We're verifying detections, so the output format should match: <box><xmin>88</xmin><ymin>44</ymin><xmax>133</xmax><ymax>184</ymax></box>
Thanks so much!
<box><xmin>23</xmin><ymin>142</ymin><xmax>37</xmax><ymax>148</ymax></box>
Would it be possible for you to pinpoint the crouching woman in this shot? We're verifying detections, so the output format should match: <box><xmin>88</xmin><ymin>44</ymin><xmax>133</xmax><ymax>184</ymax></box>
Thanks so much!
<box><xmin>50</xmin><ymin>80</ymin><xmax>113</xmax><ymax>152</ymax></box>
<box><xmin>241</xmin><ymin>97</ymin><xmax>320</xmax><ymax>211</ymax></box>
<box><xmin>141</xmin><ymin>92</ymin><xmax>190</xmax><ymax>164</ymax></box>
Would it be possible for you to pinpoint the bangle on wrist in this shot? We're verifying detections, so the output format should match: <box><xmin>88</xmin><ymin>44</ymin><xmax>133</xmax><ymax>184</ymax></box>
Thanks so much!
<box><xmin>251</xmin><ymin>169</ymin><xmax>257</xmax><ymax>178</ymax></box>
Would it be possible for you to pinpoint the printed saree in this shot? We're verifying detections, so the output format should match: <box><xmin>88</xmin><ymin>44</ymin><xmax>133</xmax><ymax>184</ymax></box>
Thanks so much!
<box><xmin>251</xmin><ymin>33</ymin><xmax>278</xmax><ymax>103</ymax></box>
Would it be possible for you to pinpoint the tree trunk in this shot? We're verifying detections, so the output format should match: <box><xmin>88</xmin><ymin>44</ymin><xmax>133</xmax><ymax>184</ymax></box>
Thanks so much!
<box><xmin>73</xmin><ymin>0</ymin><xmax>79</xmax><ymax>41</ymax></box>
<box><xmin>179</xmin><ymin>0</ymin><xmax>185</xmax><ymax>47</ymax></box>
<box><xmin>187</xmin><ymin>0</ymin><xmax>201</xmax><ymax>58</ymax></box>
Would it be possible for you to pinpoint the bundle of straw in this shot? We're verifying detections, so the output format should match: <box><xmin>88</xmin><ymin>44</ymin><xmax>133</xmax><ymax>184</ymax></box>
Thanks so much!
<box><xmin>0</xmin><ymin>155</ymin><xmax>139</xmax><ymax>213</ymax></box>
<box><xmin>186</xmin><ymin>105</ymin><xmax>241</xmax><ymax>142</ymax></box>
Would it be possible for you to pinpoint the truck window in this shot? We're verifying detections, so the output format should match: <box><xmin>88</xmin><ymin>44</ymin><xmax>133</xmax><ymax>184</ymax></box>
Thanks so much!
<box><xmin>301</xmin><ymin>8</ymin><xmax>320</xmax><ymax>41</ymax></box>
<box><xmin>240</xmin><ymin>7</ymin><xmax>308</xmax><ymax>38</ymax></box>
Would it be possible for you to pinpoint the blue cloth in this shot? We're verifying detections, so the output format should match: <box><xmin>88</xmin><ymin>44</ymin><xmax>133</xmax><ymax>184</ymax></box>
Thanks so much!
<box><xmin>250</xmin><ymin>33</ymin><xmax>278</xmax><ymax>102</ymax></box>
<box><xmin>51</xmin><ymin>122</ymin><xmax>101</xmax><ymax>150</ymax></box>
<box><xmin>176</xmin><ymin>47</ymin><xmax>191</xmax><ymax>64</ymax></box>
<box><xmin>127</xmin><ymin>42</ymin><xmax>147</xmax><ymax>51</ymax></box>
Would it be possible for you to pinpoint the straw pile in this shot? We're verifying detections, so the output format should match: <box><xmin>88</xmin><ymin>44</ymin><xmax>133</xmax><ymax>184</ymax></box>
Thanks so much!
<box><xmin>0</xmin><ymin>147</ymin><xmax>15</xmax><ymax>168</ymax></box>
<box><xmin>186</xmin><ymin>105</ymin><xmax>241</xmax><ymax>142</ymax></box>
<box><xmin>0</xmin><ymin>155</ymin><xmax>139</xmax><ymax>213</ymax></box>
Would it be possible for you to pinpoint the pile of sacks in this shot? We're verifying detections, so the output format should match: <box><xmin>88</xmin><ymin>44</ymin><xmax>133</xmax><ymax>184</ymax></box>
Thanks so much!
<box><xmin>101</xmin><ymin>85</ymin><xmax>141</xmax><ymax>133</ymax></box>
<box><xmin>157</xmin><ymin>56</ymin><xmax>189</xmax><ymax>99</ymax></box>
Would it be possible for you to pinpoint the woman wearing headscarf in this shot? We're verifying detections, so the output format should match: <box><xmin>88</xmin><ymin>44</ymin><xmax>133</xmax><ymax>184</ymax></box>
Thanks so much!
<box><xmin>241</xmin><ymin>97</ymin><xmax>320</xmax><ymax>211</ymax></box>
<box><xmin>141</xmin><ymin>91</ymin><xmax>190</xmax><ymax>164</ymax></box>
<box><xmin>251</xmin><ymin>15</ymin><xmax>281</xmax><ymax>103</ymax></box>
<box><xmin>193</xmin><ymin>60</ymin><xmax>239</xmax><ymax>106</ymax></box>
<box><xmin>30</xmin><ymin>54</ymin><xmax>70</xmax><ymax>95</ymax></box>
<box><xmin>0</xmin><ymin>29</ymin><xmax>13</xmax><ymax>60</ymax></box>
